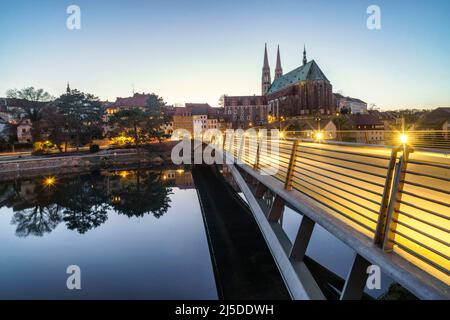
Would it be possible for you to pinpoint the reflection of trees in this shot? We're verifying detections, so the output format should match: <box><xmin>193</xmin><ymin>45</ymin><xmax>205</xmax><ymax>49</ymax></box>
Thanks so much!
<box><xmin>8</xmin><ymin>182</ymin><xmax>62</xmax><ymax>237</ymax></box>
<box><xmin>55</xmin><ymin>174</ymin><xmax>110</xmax><ymax>234</ymax></box>
<box><xmin>11</xmin><ymin>204</ymin><xmax>62</xmax><ymax>237</ymax></box>
<box><xmin>0</xmin><ymin>169</ymin><xmax>173</xmax><ymax>237</ymax></box>
<box><xmin>111</xmin><ymin>171</ymin><xmax>172</xmax><ymax>218</ymax></box>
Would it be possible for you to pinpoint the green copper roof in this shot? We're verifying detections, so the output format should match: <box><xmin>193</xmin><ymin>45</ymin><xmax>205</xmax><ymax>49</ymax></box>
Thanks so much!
<box><xmin>267</xmin><ymin>60</ymin><xmax>329</xmax><ymax>95</ymax></box>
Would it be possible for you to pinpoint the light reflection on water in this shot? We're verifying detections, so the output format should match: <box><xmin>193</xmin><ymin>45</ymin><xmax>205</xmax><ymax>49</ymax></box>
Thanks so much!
<box><xmin>0</xmin><ymin>168</ymin><xmax>217</xmax><ymax>300</ymax></box>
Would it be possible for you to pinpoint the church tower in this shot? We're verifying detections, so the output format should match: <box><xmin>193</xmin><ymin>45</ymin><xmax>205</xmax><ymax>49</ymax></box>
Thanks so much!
<box><xmin>303</xmin><ymin>45</ymin><xmax>307</xmax><ymax>66</ymax></box>
<box><xmin>261</xmin><ymin>43</ymin><xmax>271</xmax><ymax>95</ymax></box>
<box><xmin>275</xmin><ymin>45</ymin><xmax>283</xmax><ymax>80</ymax></box>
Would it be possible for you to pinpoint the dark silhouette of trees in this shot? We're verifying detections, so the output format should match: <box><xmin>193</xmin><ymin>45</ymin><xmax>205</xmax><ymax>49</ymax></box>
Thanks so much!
<box><xmin>1</xmin><ymin>169</ymin><xmax>173</xmax><ymax>237</ymax></box>
<box><xmin>51</xmin><ymin>88</ymin><xmax>104</xmax><ymax>150</ymax></box>
<box><xmin>11</xmin><ymin>204</ymin><xmax>62</xmax><ymax>237</ymax></box>
<box><xmin>109</xmin><ymin>93</ymin><xmax>167</xmax><ymax>146</ymax></box>
<box><xmin>6</xmin><ymin>87</ymin><xmax>53</xmax><ymax>142</ymax></box>
<box><xmin>55</xmin><ymin>174</ymin><xmax>110</xmax><ymax>234</ymax></box>
<box><xmin>111</xmin><ymin>170</ymin><xmax>172</xmax><ymax>218</ymax></box>
<box><xmin>8</xmin><ymin>181</ymin><xmax>62</xmax><ymax>237</ymax></box>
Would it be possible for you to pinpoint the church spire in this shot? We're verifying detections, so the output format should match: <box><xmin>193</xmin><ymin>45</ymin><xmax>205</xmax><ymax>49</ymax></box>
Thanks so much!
<box><xmin>303</xmin><ymin>45</ymin><xmax>307</xmax><ymax>66</ymax></box>
<box><xmin>263</xmin><ymin>43</ymin><xmax>269</xmax><ymax>69</ymax></box>
<box><xmin>275</xmin><ymin>45</ymin><xmax>283</xmax><ymax>80</ymax></box>
<box><xmin>66</xmin><ymin>82</ymin><xmax>71</xmax><ymax>94</ymax></box>
<box><xmin>261</xmin><ymin>43</ymin><xmax>271</xmax><ymax>95</ymax></box>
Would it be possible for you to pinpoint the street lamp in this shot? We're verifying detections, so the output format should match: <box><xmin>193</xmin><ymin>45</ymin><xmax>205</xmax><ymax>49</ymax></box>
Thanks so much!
<box><xmin>400</xmin><ymin>133</ymin><xmax>408</xmax><ymax>145</ymax></box>
<box><xmin>316</xmin><ymin>132</ymin><xmax>323</xmax><ymax>141</ymax></box>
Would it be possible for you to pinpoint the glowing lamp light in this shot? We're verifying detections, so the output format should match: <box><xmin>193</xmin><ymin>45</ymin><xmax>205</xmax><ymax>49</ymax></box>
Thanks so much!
<box><xmin>119</xmin><ymin>171</ymin><xmax>130</xmax><ymax>179</ymax></box>
<box><xmin>400</xmin><ymin>133</ymin><xmax>408</xmax><ymax>145</ymax></box>
<box><xmin>43</xmin><ymin>177</ymin><xmax>56</xmax><ymax>187</ymax></box>
<box><xmin>316</xmin><ymin>132</ymin><xmax>323</xmax><ymax>141</ymax></box>
<box><xmin>279</xmin><ymin>131</ymin><xmax>285</xmax><ymax>139</ymax></box>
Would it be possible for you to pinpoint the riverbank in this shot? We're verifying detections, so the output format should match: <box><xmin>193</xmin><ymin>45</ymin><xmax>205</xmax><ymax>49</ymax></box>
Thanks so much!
<box><xmin>0</xmin><ymin>142</ymin><xmax>177</xmax><ymax>181</ymax></box>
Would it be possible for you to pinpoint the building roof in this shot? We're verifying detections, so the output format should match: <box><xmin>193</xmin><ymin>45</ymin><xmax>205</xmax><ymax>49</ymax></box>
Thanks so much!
<box><xmin>111</xmin><ymin>93</ymin><xmax>151</xmax><ymax>108</ymax></box>
<box><xmin>415</xmin><ymin>107</ymin><xmax>450</xmax><ymax>130</ymax></box>
<box><xmin>1</xmin><ymin>98</ymin><xmax>46</xmax><ymax>109</ymax></box>
<box><xmin>185</xmin><ymin>103</ymin><xmax>211</xmax><ymax>115</ymax></box>
<box><xmin>174</xmin><ymin>103</ymin><xmax>220</xmax><ymax>117</ymax></box>
<box><xmin>268</xmin><ymin>60</ymin><xmax>329</xmax><ymax>95</ymax></box>
<box><xmin>223</xmin><ymin>95</ymin><xmax>267</xmax><ymax>106</ymax></box>
<box><xmin>296</xmin><ymin>119</ymin><xmax>334</xmax><ymax>131</ymax></box>
<box><xmin>334</xmin><ymin>93</ymin><xmax>366</xmax><ymax>105</ymax></box>
<box><xmin>351</xmin><ymin>114</ymin><xmax>384</xmax><ymax>126</ymax></box>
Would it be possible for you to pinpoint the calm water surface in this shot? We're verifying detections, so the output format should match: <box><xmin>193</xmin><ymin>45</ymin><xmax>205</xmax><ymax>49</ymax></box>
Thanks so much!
<box><xmin>0</xmin><ymin>169</ymin><xmax>217</xmax><ymax>299</ymax></box>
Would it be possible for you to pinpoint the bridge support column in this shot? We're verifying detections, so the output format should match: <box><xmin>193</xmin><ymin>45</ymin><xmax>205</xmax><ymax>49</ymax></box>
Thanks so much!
<box><xmin>290</xmin><ymin>215</ymin><xmax>315</xmax><ymax>262</ymax></box>
<box><xmin>254</xmin><ymin>182</ymin><xmax>268</xmax><ymax>198</ymax></box>
<box><xmin>340</xmin><ymin>253</ymin><xmax>371</xmax><ymax>300</ymax></box>
<box><xmin>244</xmin><ymin>172</ymin><xmax>254</xmax><ymax>184</ymax></box>
<box><xmin>267</xmin><ymin>195</ymin><xmax>285</xmax><ymax>222</ymax></box>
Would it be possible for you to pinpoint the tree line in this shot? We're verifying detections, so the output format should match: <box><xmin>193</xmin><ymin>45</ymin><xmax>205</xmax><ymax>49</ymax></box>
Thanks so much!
<box><xmin>1</xmin><ymin>87</ymin><xmax>167</xmax><ymax>152</ymax></box>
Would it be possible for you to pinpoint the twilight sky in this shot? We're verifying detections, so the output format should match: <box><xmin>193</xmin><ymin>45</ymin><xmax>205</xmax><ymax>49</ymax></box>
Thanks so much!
<box><xmin>0</xmin><ymin>0</ymin><xmax>449</xmax><ymax>110</ymax></box>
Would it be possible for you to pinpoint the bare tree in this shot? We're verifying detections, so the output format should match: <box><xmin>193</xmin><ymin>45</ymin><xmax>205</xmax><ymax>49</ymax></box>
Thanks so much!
<box><xmin>6</xmin><ymin>87</ymin><xmax>53</xmax><ymax>142</ymax></box>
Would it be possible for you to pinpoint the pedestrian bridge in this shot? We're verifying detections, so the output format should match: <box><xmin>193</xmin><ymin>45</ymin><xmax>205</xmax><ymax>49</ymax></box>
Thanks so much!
<box><xmin>207</xmin><ymin>134</ymin><xmax>450</xmax><ymax>300</ymax></box>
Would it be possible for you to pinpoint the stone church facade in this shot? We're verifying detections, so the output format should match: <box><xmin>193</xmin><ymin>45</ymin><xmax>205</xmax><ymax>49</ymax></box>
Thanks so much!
<box><xmin>266</xmin><ymin>46</ymin><xmax>335</xmax><ymax>119</ymax></box>
<box><xmin>224</xmin><ymin>44</ymin><xmax>335</xmax><ymax>128</ymax></box>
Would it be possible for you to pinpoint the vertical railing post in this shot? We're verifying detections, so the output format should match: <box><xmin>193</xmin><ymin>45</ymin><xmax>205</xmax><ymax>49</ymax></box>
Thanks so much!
<box><xmin>374</xmin><ymin>147</ymin><xmax>399</xmax><ymax>246</ymax></box>
<box><xmin>254</xmin><ymin>133</ymin><xmax>261</xmax><ymax>170</ymax></box>
<box><xmin>284</xmin><ymin>139</ymin><xmax>299</xmax><ymax>190</ymax></box>
<box><xmin>382</xmin><ymin>147</ymin><xmax>412</xmax><ymax>251</ymax></box>
<box><xmin>237</xmin><ymin>132</ymin><xmax>245</xmax><ymax>164</ymax></box>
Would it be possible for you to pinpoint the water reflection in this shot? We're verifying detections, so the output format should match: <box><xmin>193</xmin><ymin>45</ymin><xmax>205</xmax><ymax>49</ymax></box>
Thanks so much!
<box><xmin>0</xmin><ymin>167</ymin><xmax>217</xmax><ymax>299</ymax></box>
<box><xmin>0</xmin><ymin>168</ymin><xmax>183</xmax><ymax>237</ymax></box>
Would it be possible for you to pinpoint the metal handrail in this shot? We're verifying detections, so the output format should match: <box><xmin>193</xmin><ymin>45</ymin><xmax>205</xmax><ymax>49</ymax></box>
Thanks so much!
<box><xmin>222</xmin><ymin>133</ymin><xmax>450</xmax><ymax>289</ymax></box>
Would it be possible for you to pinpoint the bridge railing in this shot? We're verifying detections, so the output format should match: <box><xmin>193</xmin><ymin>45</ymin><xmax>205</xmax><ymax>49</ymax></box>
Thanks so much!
<box><xmin>222</xmin><ymin>133</ymin><xmax>450</xmax><ymax>290</ymax></box>
<box><xmin>284</xmin><ymin>130</ymin><xmax>450</xmax><ymax>150</ymax></box>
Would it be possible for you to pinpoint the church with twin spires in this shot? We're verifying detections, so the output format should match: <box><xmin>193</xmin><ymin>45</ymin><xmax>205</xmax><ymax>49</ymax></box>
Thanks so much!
<box><xmin>224</xmin><ymin>44</ymin><xmax>335</xmax><ymax>128</ymax></box>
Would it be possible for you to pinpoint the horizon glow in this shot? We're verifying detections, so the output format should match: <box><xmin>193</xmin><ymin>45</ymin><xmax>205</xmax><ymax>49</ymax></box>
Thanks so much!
<box><xmin>0</xmin><ymin>0</ymin><xmax>449</xmax><ymax>110</ymax></box>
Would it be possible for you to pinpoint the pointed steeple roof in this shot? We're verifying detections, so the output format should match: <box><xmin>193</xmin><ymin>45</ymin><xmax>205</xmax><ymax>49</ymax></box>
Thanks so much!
<box><xmin>303</xmin><ymin>45</ymin><xmax>307</xmax><ymax>66</ymax></box>
<box><xmin>263</xmin><ymin>43</ymin><xmax>270</xmax><ymax>69</ymax></box>
<box><xmin>66</xmin><ymin>82</ymin><xmax>71</xmax><ymax>93</ymax></box>
<box><xmin>276</xmin><ymin>45</ymin><xmax>282</xmax><ymax>71</ymax></box>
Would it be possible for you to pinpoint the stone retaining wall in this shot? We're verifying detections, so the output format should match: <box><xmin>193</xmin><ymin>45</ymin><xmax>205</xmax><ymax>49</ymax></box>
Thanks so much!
<box><xmin>0</xmin><ymin>151</ymin><xmax>164</xmax><ymax>181</ymax></box>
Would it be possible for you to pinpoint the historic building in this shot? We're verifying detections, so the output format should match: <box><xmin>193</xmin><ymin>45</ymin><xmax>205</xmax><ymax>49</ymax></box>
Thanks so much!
<box><xmin>223</xmin><ymin>44</ymin><xmax>335</xmax><ymax>128</ymax></box>
<box><xmin>223</xmin><ymin>44</ymin><xmax>277</xmax><ymax>128</ymax></box>
<box><xmin>351</xmin><ymin>113</ymin><xmax>385</xmax><ymax>144</ymax></box>
<box><xmin>172</xmin><ymin>103</ymin><xmax>224</xmax><ymax>135</ymax></box>
<box><xmin>223</xmin><ymin>95</ymin><xmax>268</xmax><ymax>128</ymax></box>
<box><xmin>267</xmin><ymin>46</ymin><xmax>334</xmax><ymax>118</ymax></box>
<box><xmin>334</xmin><ymin>93</ymin><xmax>368</xmax><ymax>114</ymax></box>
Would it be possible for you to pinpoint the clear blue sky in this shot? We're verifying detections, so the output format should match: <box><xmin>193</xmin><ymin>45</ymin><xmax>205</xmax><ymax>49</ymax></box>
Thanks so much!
<box><xmin>0</xmin><ymin>0</ymin><xmax>449</xmax><ymax>110</ymax></box>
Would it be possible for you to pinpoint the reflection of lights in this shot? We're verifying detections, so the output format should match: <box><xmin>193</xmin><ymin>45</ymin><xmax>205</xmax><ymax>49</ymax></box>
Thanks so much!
<box><xmin>176</xmin><ymin>169</ymin><xmax>185</xmax><ymax>174</ymax></box>
<box><xmin>119</xmin><ymin>171</ymin><xmax>130</xmax><ymax>179</ymax></box>
<box><xmin>400</xmin><ymin>133</ymin><xmax>408</xmax><ymax>145</ymax></box>
<box><xmin>43</xmin><ymin>177</ymin><xmax>56</xmax><ymax>187</ymax></box>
